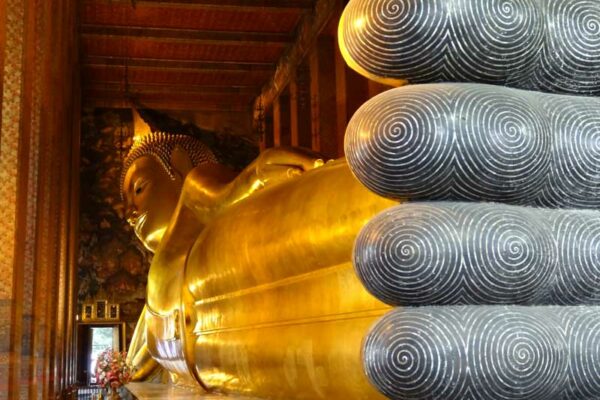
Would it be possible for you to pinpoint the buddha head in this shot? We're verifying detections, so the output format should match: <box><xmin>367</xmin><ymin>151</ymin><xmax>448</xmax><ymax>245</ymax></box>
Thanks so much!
<box><xmin>121</xmin><ymin>133</ymin><xmax>217</xmax><ymax>252</ymax></box>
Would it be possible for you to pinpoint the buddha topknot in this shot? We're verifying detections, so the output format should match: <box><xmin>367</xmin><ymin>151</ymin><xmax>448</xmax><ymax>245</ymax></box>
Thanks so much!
<box><xmin>120</xmin><ymin>132</ymin><xmax>217</xmax><ymax>195</ymax></box>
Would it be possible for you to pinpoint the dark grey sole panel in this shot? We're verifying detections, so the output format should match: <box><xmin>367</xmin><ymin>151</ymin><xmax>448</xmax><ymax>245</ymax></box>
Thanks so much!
<box><xmin>364</xmin><ymin>306</ymin><xmax>600</xmax><ymax>400</ymax></box>
<box><xmin>354</xmin><ymin>202</ymin><xmax>600</xmax><ymax>306</ymax></box>
<box><xmin>340</xmin><ymin>0</ymin><xmax>600</xmax><ymax>95</ymax></box>
<box><xmin>345</xmin><ymin>83</ymin><xmax>600</xmax><ymax>208</ymax></box>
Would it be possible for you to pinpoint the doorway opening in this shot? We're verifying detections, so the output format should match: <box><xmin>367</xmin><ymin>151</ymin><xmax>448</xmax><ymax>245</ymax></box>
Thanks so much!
<box><xmin>89</xmin><ymin>326</ymin><xmax>117</xmax><ymax>384</ymax></box>
<box><xmin>76</xmin><ymin>323</ymin><xmax>126</xmax><ymax>386</ymax></box>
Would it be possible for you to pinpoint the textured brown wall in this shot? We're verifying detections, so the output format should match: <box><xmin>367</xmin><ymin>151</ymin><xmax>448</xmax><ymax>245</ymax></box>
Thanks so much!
<box><xmin>0</xmin><ymin>0</ymin><xmax>80</xmax><ymax>398</ymax></box>
<box><xmin>78</xmin><ymin>108</ymin><xmax>152</xmax><ymax>343</ymax></box>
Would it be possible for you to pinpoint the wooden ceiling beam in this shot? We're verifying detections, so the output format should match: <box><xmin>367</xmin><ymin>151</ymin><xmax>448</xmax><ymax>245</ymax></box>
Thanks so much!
<box><xmin>252</xmin><ymin>0</ymin><xmax>338</xmax><ymax>125</ymax></box>
<box><xmin>82</xmin><ymin>64</ymin><xmax>271</xmax><ymax>86</ymax></box>
<box><xmin>84</xmin><ymin>87</ymin><xmax>254</xmax><ymax>99</ymax></box>
<box><xmin>83</xmin><ymin>65</ymin><xmax>268</xmax><ymax>77</ymax></box>
<box><xmin>83</xmin><ymin>97</ymin><xmax>251</xmax><ymax>112</ymax></box>
<box><xmin>83</xmin><ymin>82</ymin><xmax>259</xmax><ymax>95</ymax></box>
<box><xmin>81</xmin><ymin>25</ymin><xmax>292</xmax><ymax>46</ymax></box>
<box><xmin>84</xmin><ymin>0</ymin><xmax>313</xmax><ymax>11</ymax></box>
<box><xmin>83</xmin><ymin>56</ymin><xmax>274</xmax><ymax>72</ymax></box>
<box><xmin>83</xmin><ymin>91</ymin><xmax>254</xmax><ymax>105</ymax></box>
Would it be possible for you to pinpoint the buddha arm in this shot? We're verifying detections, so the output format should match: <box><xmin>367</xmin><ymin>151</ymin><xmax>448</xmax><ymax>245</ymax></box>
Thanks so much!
<box><xmin>127</xmin><ymin>305</ymin><xmax>160</xmax><ymax>381</ymax></box>
<box><xmin>143</xmin><ymin>202</ymin><xmax>206</xmax><ymax>386</ymax></box>
<box><xmin>147</xmin><ymin>202</ymin><xmax>202</xmax><ymax>312</ymax></box>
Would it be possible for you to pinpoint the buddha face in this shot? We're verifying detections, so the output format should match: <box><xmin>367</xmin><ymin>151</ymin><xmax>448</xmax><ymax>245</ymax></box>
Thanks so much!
<box><xmin>123</xmin><ymin>155</ymin><xmax>183</xmax><ymax>253</ymax></box>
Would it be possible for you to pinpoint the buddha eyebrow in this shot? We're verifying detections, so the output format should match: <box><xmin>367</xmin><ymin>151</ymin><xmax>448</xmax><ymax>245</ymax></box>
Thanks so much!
<box><xmin>133</xmin><ymin>177</ymin><xmax>149</xmax><ymax>189</ymax></box>
<box><xmin>125</xmin><ymin>177</ymin><xmax>136</xmax><ymax>198</ymax></box>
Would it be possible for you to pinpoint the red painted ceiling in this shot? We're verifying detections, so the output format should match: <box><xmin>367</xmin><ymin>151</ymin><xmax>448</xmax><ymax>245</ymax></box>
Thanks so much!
<box><xmin>80</xmin><ymin>0</ymin><xmax>314</xmax><ymax>112</ymax></box>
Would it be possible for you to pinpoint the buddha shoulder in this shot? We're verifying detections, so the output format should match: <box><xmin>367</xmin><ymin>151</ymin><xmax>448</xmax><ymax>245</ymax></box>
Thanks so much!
<box><xmin>180</xmin><ymin>147</ymin><xmax>326</xmax><ymax>219</ymax></box>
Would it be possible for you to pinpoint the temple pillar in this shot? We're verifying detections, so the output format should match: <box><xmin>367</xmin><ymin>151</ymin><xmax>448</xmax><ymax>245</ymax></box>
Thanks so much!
<box><xmin>333</xmin><ymin>30</ymin><xmax>371</xmax><ymax>157</ymax></box>
<box><xmin>289</xmin><ymin>62</ymin><xmax>312</xmax><ymax>149</ymax></box>
<box><xmin>272</xmin><ymin>88</ymin><xmax>291</xmax><ymax>147</ymax></box>
<box><xmin>309</xmin><ymin>36</ymin><xmax>338</xmax><ymax>158</ymax></box>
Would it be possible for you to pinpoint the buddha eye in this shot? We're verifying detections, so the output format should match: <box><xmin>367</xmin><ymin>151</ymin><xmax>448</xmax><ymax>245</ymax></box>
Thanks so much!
<box><xmin>133</xmin><ymin>179</ymin><xmax>148</xmax><ymax>196</ymax></box>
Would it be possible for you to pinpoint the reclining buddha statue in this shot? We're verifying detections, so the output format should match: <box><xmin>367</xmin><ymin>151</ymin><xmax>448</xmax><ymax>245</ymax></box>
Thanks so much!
<box><xmin>121</xmin><ymin>132</ymin><xmax>396</xmax><ymax>398</ymax></box>
<box><xmin>122</xmin><ymin>0</ymin><xmax>600</xmax><ymax>399</ymax></box>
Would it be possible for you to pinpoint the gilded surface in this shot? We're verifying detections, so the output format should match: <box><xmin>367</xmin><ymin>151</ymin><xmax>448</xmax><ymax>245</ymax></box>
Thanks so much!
<box><xmin>122</xmin><ymin>143</ymin><xmax>396</xmax><ymax>398</ymax></box>
<box><xmin>187</xmin><ymin>160</ymin><xmax>394</xmax><ymax>398</ymax></box>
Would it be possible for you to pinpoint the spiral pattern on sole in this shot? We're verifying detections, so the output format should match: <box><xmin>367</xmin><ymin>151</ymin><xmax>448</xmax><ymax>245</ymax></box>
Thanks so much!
<box><xmin>545</xmin><ymin>210</ymin><xmax>600</xmax><ymax>305</ymax></box>
<box><xmin>364</xmin><ymin>306</ymin><xmax>600</xmax><ymax>400</ymax></box>
<box><xmin>363</xmin><ymin>307</ymin><xmax>468</xmax><ymax>399</ymax></box>
<box><xmin>533</xmin><ymin>0</ymin><xmax>600</xmax><ymax>94</ymax></box>
<box><xmin>353</xmin><ymin>203</ymin><xmax>463</xmax><ymax>305</ymax></box>
<box><xmin>553</xmin><ymin>307</ymin><xmax>600</xmax><ymax>399</ymax></box>
<box><xmin>462</xmin><ymin>204</ymin><xmax>553</xmax><ymax>304</ymax></box>
<box><xmin>537</xmin><ymin>95</ymin><xmax>600</xmax><ymax>208</ymax></box>
<box><xmin>339</xmin><ymin>0</ymin><xmax>600</xmax><ymax>95</ymax></box>
<box><xmin>345</xmin><ymin>83</ymin><xmax>600</xmax><ymax>207</ymax></box>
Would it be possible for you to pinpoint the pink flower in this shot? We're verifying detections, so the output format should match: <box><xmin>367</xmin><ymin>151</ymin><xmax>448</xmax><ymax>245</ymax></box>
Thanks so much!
<box><xmin>95</xmin><ymin>348</ymin><xmax>135</xmax><ymax>389</ymax></box>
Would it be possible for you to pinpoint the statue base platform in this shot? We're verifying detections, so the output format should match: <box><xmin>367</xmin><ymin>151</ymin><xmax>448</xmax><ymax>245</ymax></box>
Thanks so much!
<box><xmin>125</xmin><ymin>383</ymin><xmax>261</xmax><ymax>399</ymax></box>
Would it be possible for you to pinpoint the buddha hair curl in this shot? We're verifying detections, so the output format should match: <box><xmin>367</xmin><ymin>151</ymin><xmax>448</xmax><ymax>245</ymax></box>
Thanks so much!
<box><xmin>120</xmin><ymin>132</ymin><xmax>217</xmax><ymax>196</ymax></box>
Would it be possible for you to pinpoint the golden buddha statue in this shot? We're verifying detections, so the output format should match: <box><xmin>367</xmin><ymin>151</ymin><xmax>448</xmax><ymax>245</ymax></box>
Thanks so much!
<box><xmin>121</xmin><ymin>131</ymin><xmax>395</xmax><ymax>398</ymax></box>
<box><xmin>116</xmin><ymin>0</ymin><xmax>600</xmax><ymax>398</ymax></box>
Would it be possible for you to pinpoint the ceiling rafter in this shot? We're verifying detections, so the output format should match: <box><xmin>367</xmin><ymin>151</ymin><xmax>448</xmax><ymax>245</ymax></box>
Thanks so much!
<box><xmin>83</xmin><ymin>82</ymin><xmax>259</xmax><ymax>95</ymax></box>
<box><xmin>84</xmin><ymin>90</ymin><xmax>254</xmax><ymax>104</ymax></box>
<box><xmin>84</xmin><ymin>64</ymin><xmax>271</xmax><ymax>78</ymax></box>
<box><xmin>253</xmin><ymin>0</ymin><xmax>338</xmax><ymax>122</ymax></box>
<box><xmin>84</xmin><ymin>97</ymin><xmax>251</xmax><ymax>112</ymax></box>
<box><xmin>83</xmin><ymin>67</ymin><xmax>269</xmax><ymax>88</ymax></box>
<box><xmin>81</xmin><ymin>25</ymin><xmax>292</xmax><ymax>46</ymax></box>
<box><xmin>83</xmin><ymin>56</ymin><xmax>274</xmax><ymax>72</ymax></box>
<box><xmin>84</xmin><ymin>0</ymin><xmax>314</xmax><ymax>11</ymax></box>
<box><xmin>83</xmin><ymin>64</ymin><xmax>270</xmax><ymax>81</ymax></box>
<box><xmin>80</xmin><ymin>0</ymin><xmax>323</xmax><ymax>114</ymax></box>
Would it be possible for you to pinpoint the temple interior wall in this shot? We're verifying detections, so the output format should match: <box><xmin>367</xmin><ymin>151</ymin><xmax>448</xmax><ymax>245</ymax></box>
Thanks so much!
<box><xmin>0</xmin><ymin>0</ymin><xmax>80</xmax><ymax>398</ymax></box>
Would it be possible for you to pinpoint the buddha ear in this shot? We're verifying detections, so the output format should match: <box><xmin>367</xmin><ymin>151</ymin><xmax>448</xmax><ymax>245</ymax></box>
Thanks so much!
<box><xmin>170</xmin><ymin>145</ymin><xmax>194</xmax><ymax>182</ymax></box>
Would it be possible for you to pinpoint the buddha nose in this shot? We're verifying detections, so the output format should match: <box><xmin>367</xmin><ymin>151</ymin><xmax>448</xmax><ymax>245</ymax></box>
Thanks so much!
<box><xmin>126</xmin><ymin>209</ymin><xmax>138</xmax><ymax>227</ymax></box>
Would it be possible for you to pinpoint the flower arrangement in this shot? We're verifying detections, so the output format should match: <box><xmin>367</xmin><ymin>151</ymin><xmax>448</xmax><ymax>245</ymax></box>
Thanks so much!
<box><xmin>95</xmin><ymin>348</ymin><xmax>134</xmax><ymax>390</ymax></box>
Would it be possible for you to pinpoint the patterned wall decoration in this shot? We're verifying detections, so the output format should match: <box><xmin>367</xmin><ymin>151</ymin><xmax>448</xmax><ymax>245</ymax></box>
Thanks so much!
<box><xmin>78</xmin><ymin>108</ymin><xmax>152</xmax><ymax>334</ymax></box>
<box><xmin>0</xmin><ymin>0</ymin><xmax>25</xmax><ymax>304</ymax></box>
<box><xmin>0</xmin><ymin>0</ymin><xmax>25</xmax><ymax>393</ymax></box>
